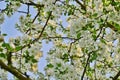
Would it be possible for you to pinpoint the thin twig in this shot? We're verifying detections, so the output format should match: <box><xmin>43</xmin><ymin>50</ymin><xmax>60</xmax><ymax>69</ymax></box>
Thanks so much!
<box><xmin>75</xmin><ymin>0</ymin><xmax>86</xmax><ymax>11</ymax></box>
<box><xmin>25</xmin><ymin>10</ymin><xmax>40</xmax><ymax>34</ymax></box>
<box><xmin>95</xmin><ymin>27</ymin><xmax>103</xmax><ymax>41</ymax></box>
<box><xmin>81</xmin><ymin>52</ymin><xmax>91</xmax><ymax>80</ymax></box>
<box><xmin>94</xmin><ymin>61</ymin><xmax>97</xmax><ymax>80</ymax></box>
<box><xmin>32</xmin><ymin>11</ymin><xmax>40</xmax><ymax>23</ymax></box>
<box><xmin>80</xmin><ymin>25</ymin><xmax>103</xmax><ymax>79</ymax></box>
<box><xmin>44</xmin><ymin>36</ymin><xmax>78</xmax><ymax>40</ymax></box>
<box><xmin>17</xmin><ymin>10</ymin><xmax>28</xmax><ymax>14</ymax></box>
<box><xmin>68</xmin><ymin>37</ymin><xmax>83</xmax><ymax>53</ymax></box>
<box><xmin>27</xmin><ymin>4</ymin><xmax>30</xmax><ymax>15</ymax></box>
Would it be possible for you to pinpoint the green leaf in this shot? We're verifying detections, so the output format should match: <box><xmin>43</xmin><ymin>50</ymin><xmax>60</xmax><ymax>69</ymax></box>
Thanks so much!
<box><xmin>82</xmin><ymin>26</ymin><xmax>88</xmax><ymax>30</ymax></box>
<box><xmin>100</xmin><ymin>39</ymin><xmax>106</xmax><ymax>44</ymax></box>
<box><xmin>90</xmin><ymin>53</ymin><xmax>98</xmax><ymax>62</ymax></box>
<box><xmin>56</xmin><ymin>63</ymin><xmax>61</xmax><ymax>67</ymax></box>
<box><xmin>2</xmin><ymin>43</ymin><xmax>9</xmax><ymax>47</ymax></box>
<box><xmin>108</xmin><ymin>21</ymin><xmax>120</xmax><ymax>33</ymax></box>
<box><xmin>92</xmin><ymin>34</ymin><xmax>97</xmax><ymax>41</ymax></box>
<box><xmin>0</xmin><ymin>53</ymin><xmax>6</xmax><ymax>58</ymax></box>
<box><xmin>62</xmin><ymin>53</ymin><xmax>69</xmax><ymax>62</ymax></box>
<box><xmin>0</xmin><ymin>48</ymin><xmax>3</xmax><ymax>52</ymax></box>
<box><xmin>15</xmin><ymin>46</ymin><xmax>22</xmax><ymax>51</ymax></box>
<box><xmin>92</xmin><ymin>13</ymin><xmax>98</xmax><ymax>17</ymax></box>
<box><xmin>32</xmin><ymin>58</ymin><xmax>38</xmax><ymax>63</ymax></box>
<box><xmin>111</xmin><ymin>1</ymin><xmax>118</xmax><ymax>6</ymax></box>
<box><xmin>113</xmin><ymin>22</ymin><xmax>120</xmax><ymax>30</ymax></box>
<box><xmin>2</xmin><ymin>43</ymin><xmax>12</xmax><ymax>51</ymax></box>
<box><xmin>66</xmin><ymin>0</ymin><xmax>69</xmax><ymax>3</ymax></box>
<box><xmin>47</xmin><ymin>63</ymin><xmax>54</xmax><ymax>68</ymax></box>
<box><xmin>2</xmin><ymin>33</ymin><xmax>7</xmax><ymax>36</ymax></box>
<box><xmin>77</xmin><ymin>33</ymin><xmax>81</xmax><ymax>38</ymax></box>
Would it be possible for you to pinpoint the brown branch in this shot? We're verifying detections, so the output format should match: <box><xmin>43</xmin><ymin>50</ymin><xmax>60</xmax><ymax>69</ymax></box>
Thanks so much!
<box><xmin>112</xmin><ymin>71</ymin><xmax>120</xmax><ymax>80</ymax></box>
<box><xmin>33</xmin><ymin>11</ymin><xmax>52</xmax><ymax>41</ymax></box>
<box><xmin>28</xmin><ymin>0</ymin><xmax>57</xmax><ymax>41</ymax></box>
<box><xmin>80</xmin><ymin>28</ymin><xmax>101</xmax><ymax>79</ymax></box>
<box><xmin>25</xmin><ymin>11</ymin><xmax>40</xmax><ymax>34</ymax></box>
<box><xmin>32</xmin><ymin>11</ymin><xmax>40</xmax><ymax>23</ymax></box>
<box><xmin>44</xmin><ymin>36</ymin><xmax>78</xmax><ymax>40</ymax></box>
<box><xmin>81</xmin><ymin>53</ymin><xmax>91</xmax><ymax>80</ymax></box>
<box><xmin>75</xmin><ymin>0</ymin><xmax>86</xmax><ymax>11</ymax></box>
<box><xmin>25</xmin><ymin>9</ymin><xmax>41</xmax><ymax>34</ymax></box>
<box><xmin>0</xmin><ymin>60</ymin><xmax>31</xmax><ymax>80</ymax></box>
<box><xmin>68</xmin><ymin>37</ymin><xmax>82</xmax><ymax>53</ymax></box>
<box><xmin>67</xmin><ymin>37</ymin><xmax>83</xmax><ymax>65</ymax></box>
<box><xmin>95</xmin><ymin>27</ymin><xmax>103</xmax><ymax>41</ymax></box>
<box><xmin>27</xmin><ymin>4</ymin><xmax>30</xmax><ymax>15</ymax></box>
<box><xmin>7</xmin><ymin>52</ymin><xmax>12</xmax><ymax>65</ymax></box>
<box><xmin>17</xmin><ymin>10</ymin><xmax>28</xmax><ymax>14</ymax></box>
<box><xmin>106</xmin><ymin>22</ymin><xmax>118</xmax><ymax>32</ymax></box>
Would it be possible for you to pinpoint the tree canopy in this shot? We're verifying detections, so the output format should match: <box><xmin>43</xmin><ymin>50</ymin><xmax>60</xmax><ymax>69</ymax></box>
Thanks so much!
<box><xmin>0</xmin><ymin>0</ymin><xmax>120</xmax><ymax>80</ymax></box>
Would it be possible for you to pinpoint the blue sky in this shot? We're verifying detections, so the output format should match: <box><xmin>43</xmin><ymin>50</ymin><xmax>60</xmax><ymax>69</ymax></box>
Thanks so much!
<box><xmin>1</xmin><ymin>2</ymin><xmax>23</xmax><ymax>42</ymax></box>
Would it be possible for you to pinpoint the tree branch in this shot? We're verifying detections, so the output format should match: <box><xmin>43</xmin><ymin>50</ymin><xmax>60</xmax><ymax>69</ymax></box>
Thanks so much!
<box><xmin>17</xmin><ymin>10</ymin><xmax>28</xmax><ymax>14</ymax></box>
<box><xmin>44</xmin><ymin>36</ymin><xmax>79</xmax><ymax>40</ymax></box>
<box><xmin>95</xmin><ymin>27</ymin><xmax>103</xmax><ymax>41</ymax></box>
<box><xmin>106</xmin><ymin>22</ymin><xmax>118</xmax><ymax>32</ymax></box>
<box><xmin>25</xmin><ymin>11</ymin><xmax>40</xmax><ymax>34</ymax></box>
<box><xmin>75</xmin><ymin>0</ymin><xmax>86</xmax><ymax>11</ymax></box>
<box><xmin>81</xmin><ymin>53</ymin><xmax>91</xmax><ymax>80</ymax></box>
<box><xmin>7</xmin><ymin>52</ymin><xmax>12</xmax><ymax>65</ymax></box>
<box><xmin>112</xmin><ymin>71</ymin><xmax>120</xmax><ymax>80</ymax></box>
<box><xmin>68</xmin><ymin>37</ymin><xmax>83</xmax><ymax>53</ymax></box>
<box><xmin>81</xmin><ymin>30</ymin><xmax>100</xmax><ymax>79</ymax></box>
<box><xmin>0</xmin><ymin>60</ymin><xmax>31</xmax><ymax>80</ymax></box>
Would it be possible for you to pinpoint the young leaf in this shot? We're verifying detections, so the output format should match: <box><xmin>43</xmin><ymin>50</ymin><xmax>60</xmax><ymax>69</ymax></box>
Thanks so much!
<box><xmin>47</xmin><ymin>63</ymin><xmax>54</xmax><ymax>68</ymax></box>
